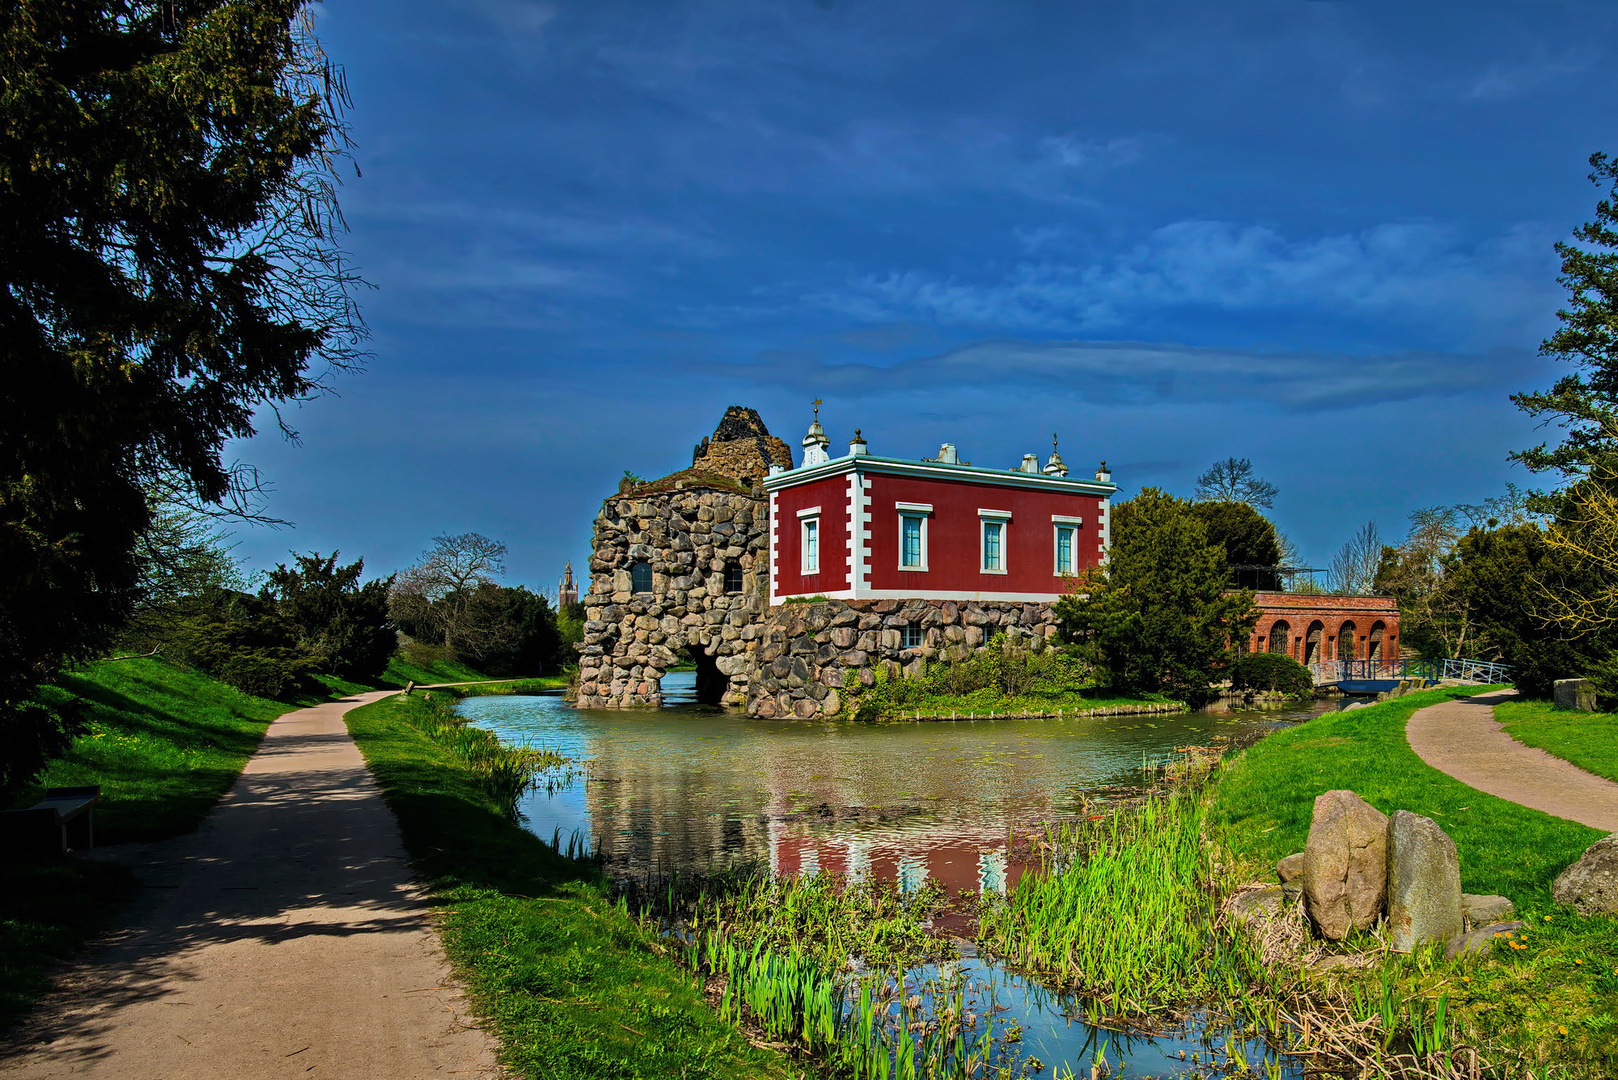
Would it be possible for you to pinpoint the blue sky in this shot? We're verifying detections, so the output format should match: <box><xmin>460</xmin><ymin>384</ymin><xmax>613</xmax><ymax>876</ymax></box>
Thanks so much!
<box><xmin>228</xmin><ymin>0</ymin><xmax>1618</xmax><ymax>590</ymax></box>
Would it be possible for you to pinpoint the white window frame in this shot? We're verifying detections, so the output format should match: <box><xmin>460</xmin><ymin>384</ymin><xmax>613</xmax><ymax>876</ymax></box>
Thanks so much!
<box><xmin>1052</xmin><ymin>514</ymin><xmax>1084</xmax><ymax>576</ymax></box>
<box><xmin>797</xmin><ymin>507</ymin><xmax>822</xmax><ymax>575</ymax></box>
<box><xmin>979</xmin><ymin>509</ymin><xmax>1011</xmax><ymax>574</ymax></box>
<box><xmin>896</xmin><ymin>501</ymin><xmax>932</xmax><ymax>572</ymax></box>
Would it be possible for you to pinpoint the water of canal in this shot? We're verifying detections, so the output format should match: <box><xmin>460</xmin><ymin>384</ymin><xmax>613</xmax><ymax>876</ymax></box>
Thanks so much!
<box><xmin>457</xmin><ymin>673</ymin><xmax>1349</xmax><ymax>1077</ymax></box>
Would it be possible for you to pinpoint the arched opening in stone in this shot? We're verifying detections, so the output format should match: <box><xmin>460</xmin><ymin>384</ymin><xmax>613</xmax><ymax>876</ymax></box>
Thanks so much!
<box><xmin>1338</xmin><ymin>621</ymin><xmax>1357</xmax><ymax>660</ymax></box>
<box><xmin>689</xmin><ymin>640</ymin><xmax>727</xmax><ymax>706</ymax></box>
<box><xmin>1267</xmin><ymin>620</ymin><xmax>1291</xmax><ymax>655</ymax></box>
<box><xmin>1368</xmin><ymin>621</ymin><xmax>1386</xmax><ymax>661</ymax></box>
<box><xmin>724</xmin><ymin>561</ymin><xmax>744</xmax><ymax>594</ymax></box>
<box><xmin>1303</xmin><ymin>621</ymin><xmax>1324</xmax><ymax>665</ymax></box>
<box><xmin>631</xmin><ymin>561</ymin><xmax>653</xmax><ymax>593</ymax></box>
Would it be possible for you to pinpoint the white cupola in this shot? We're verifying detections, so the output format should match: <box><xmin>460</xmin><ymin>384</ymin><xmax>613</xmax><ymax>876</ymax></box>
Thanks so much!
<box><xmin>801</xmin><ymin>414</ymin><xmax>831</xmax><ymax>467</ymax></box>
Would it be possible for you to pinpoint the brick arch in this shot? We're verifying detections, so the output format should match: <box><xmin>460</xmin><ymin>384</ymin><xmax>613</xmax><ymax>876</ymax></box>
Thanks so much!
<box><xmin>1337</xmin><ymin>620</ymin><xmax>1357</xmax><ymax>661</ymax></box>
<box><xmin>1267</xmin><ymin>618</ymin><xmax>1292</xmax><ymax>656</ymax></box>
<box><xmin>1303</xmin><ymin>620</ymin><xmax>1325</xmax><ymax>665</ymax></box>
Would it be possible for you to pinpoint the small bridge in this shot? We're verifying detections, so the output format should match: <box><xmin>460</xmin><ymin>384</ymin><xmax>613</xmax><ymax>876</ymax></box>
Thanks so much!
<box><xmin>1306</xmin><ymin>658</ymin><xmax>1512</xmax><ymax>694</ymax></box>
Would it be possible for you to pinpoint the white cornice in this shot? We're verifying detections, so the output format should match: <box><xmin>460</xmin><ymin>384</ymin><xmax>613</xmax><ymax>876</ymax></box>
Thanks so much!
<box><xmin>763</xmin><ymin>454</ymin><xmax>1117</xmax><ymax>497</ymax></box>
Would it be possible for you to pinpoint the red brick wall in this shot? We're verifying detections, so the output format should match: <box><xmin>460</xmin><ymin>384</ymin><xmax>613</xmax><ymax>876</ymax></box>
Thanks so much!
<box><xmin>1248</xmin><ymin>593</ymin><xmax>1401</xmax><ymax>663</ymax></box>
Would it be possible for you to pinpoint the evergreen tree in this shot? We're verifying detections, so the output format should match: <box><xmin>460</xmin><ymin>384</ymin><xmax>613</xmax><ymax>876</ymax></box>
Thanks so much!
<box><xmin>1190</xmin><ymin>500</ymin><xmax>1282</xmax><ymax>589</ymax></box>
<box><xmin>0</xmin><ymin>1</ymin><xmax>361</xmax><ymax>791</ymax></box>
<box><xmin>1514</xmin><ymin>153</ymin><xmax>1618</xmax><ymax>481</ymax></box>
<box><xmin>262</xmin><ymin>553</ymin><xmax>395</xmax><ymax>681</ymax></box>
<box><xmin>1056</xmin><ymin>488</ymin><xmax>1258</xmax><ymax>701</ymax></box>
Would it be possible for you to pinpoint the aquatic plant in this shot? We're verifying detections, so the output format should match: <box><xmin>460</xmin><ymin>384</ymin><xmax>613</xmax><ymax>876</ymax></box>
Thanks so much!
<box><xmin>407</xmin><ymin>691</ymin><xmax>566</xmax><ymax>813</ymax></box>
<box><xmin>976</xmin><ymin>790</ymin><xmax>1263</xmax><ymax>1018</ymax></box>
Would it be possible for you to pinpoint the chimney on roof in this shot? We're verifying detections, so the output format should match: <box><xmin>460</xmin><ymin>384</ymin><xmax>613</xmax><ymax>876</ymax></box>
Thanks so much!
<box><xmin>1095</xmin><ymin>460</ymin><xmax>1112</xmax><ymax>484</ymax></box>
<box><xmin>848</xmin><ymin>429</ymin><xmax>869</xmax><ymax>456</ymax></box>
<box><xmin>936</xmin><ymin>443</ymin><xmax>959</xmax><ymax>464</ymax></box>
<box><xmin>1019</xmin><ymin>454</ymin><xmax>1040</xmax><ymax>473</ymax></box>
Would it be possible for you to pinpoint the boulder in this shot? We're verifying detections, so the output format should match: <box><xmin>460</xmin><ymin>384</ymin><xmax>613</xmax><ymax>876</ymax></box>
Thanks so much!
<box><xmin>1385</xmin><ymin>810</ymin><xmax>1463</xmax><ymax>952</ymax></box>
<box><xmin>1555</xmin><ymin>679</ymin><xmax>1598</xmax><ymax>712</ymax></box>
<box><xmin>1552</xmin><ymin>833</ymin><xmax>1618</xmax><ymax>915</ymax></box>
<box><xmin>1444</xmin><ymin>920</ymin><xmax>1525</xmax><ymax>960</ymax></box>
<box><xmin>1461</xmin><ymin>894</ymin><xmax>1515</xmax><ymax>927</ymax></box>
<box><xmin>1277</xmin><ymin>852</ymin><xmax>1306</xmax><ymax>883</ymax></box>
<box><xmin>1301</xmin><ymin>790</ymin><xmax>1389</xmax><ymax>940</ymax></box>
<box><xmin>1226</xmin><ymin>886</ymin><xmax>1284</xmax><ymax>926</ymax></box>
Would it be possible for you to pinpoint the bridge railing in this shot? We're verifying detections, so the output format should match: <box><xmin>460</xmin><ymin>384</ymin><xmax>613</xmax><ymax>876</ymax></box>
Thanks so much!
<box><xmin>1305</xmin><ymin>658</ymin><xmax>1512</xmax><ymax>686</ymax></box>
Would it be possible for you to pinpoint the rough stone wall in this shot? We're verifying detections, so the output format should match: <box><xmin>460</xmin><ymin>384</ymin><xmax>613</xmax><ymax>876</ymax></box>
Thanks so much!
<box><xmin>746</xmin><ymin>598</ymin><xmax>1061</xmax><ymax>718</ymax></box>
<box><xmin>575</xmin><ymin>487</ymin><xmax>770</xmax><ymax>709</ymax></box>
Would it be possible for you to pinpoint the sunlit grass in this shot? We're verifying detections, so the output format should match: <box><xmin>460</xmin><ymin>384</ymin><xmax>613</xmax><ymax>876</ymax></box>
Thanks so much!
<box><xmin>345</xmin><ymin>692</ymin><xmax>805</xmax><ymax>1079</ymax></box>
<box><xmin>1497</xmin><ymin>697</ymin><xmax>1618</xmax><ymax>784</ymax></box>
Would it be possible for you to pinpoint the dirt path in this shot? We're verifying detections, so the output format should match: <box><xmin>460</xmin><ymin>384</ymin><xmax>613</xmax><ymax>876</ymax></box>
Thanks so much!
<box><xmin>1407</xmin><ymin>689</ymin><xmax>1618</xmax><ymax>832</ymax></box>
<box><xmin>0</xmin><ymin>693</ymin><xmax>503</xmax><ymax>1080</ymax></box>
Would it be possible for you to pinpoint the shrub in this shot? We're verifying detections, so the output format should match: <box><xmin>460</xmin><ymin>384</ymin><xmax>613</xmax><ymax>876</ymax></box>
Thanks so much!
<box><xmin>1229</xmin><ymin>652</ymin><xmax>1314</xmax><ymax>698</ymax></box>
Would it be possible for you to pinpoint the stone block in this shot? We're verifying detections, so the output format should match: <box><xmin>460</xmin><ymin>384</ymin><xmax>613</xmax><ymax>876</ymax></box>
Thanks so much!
<box><xmin>1461</xmin><ymin>894</ymin><xmax>1514</xmax><ymax>927</ymax></box>
<box><xmin>1386</xmin><ymin>810</ymin><xmax>1463</xmax><ymax>952</ymax></box>
<box><xmin>1227</xmin><ymin>886</ymin><xmax>1284</xmax><ymax>926</ymax></box>
<box><xmin>1444</xmin><ymin>920</ymin><xmax>1524</xmax><ymax>960</ymax></box>
<box><xmin>1302</xmin><ymin>790</ymin><xmax>1389</xmax><ymax>940</ymax></box>
<box><xmin>1277</xmin><ymin>852</ymin><xmax>1305</xmax><ymax>883</ymax></box>
<box><xmin>1552</xmin><ymin>833</ymin><xmax>1618</xmax><ymax>915</ymax></box>
<box><xmin>1555</xmin><ymin>679</ymin><xmax>1598</xmax><ymax>712</ymax></box>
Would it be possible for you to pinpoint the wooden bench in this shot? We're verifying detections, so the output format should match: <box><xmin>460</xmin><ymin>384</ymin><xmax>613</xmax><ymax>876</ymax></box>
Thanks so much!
<box><xmin>1</xmin><ymin>785</ymin><xmax>99</xmax><ymax>856</ymax></box>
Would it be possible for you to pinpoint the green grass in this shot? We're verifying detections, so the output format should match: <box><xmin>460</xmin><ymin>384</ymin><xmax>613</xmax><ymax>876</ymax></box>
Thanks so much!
<box><xmin>1209</xmin><ymin>686</ymin><xmax>1618</xmax><ymax>1074</ymax></box>
<box><xmin>21</xmin><ymin>657</ymin><xmax>289</xmax><ymax>844</ymax></box>
<box><xmin>3</xmin><ymin>657</ymin><xmax>295</xmax><ymax>1029</ymax></box>
<box><xmin>448</xmin><ymin>676</ymin><xmax>571</xmax><ymax>697</ymax></box>
<box><xmin>380</xmin><ymin>652</ymin><xmax>492</xmax><ymax>688</ymax></box>
<box><xmin>343</xmin><ymin>692</ymin><xmax>804</xmax><ymax>1080</ymax></box>
<box><xmin>1498</xmin><ymin>698</ymin><xmax>1618</xmax><ymax>784</ymax></box>
<box><xmin>873</xmin><ymin>686</ymin><xmax>1182</xmax><ymax>719</ymax></box>
<box><xmin>1208</xmin><ymin>685</ymin><xmax>1600</xmax><ymax>901</ymax></box>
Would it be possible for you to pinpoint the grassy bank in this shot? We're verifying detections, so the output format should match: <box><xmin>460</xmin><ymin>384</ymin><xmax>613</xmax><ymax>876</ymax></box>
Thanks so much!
<box><xmin>1209</xmin><ymin>686</ymin><xmax>1618</xmax><ymax>1074</ymax></box>
<box><xmin>2</xmin><ymin>657</ymin><xmax>294</xmax><ymax>1028</ymax></box>
<box><xmin>859</xmin><ymin>686</ymin><xmax>1183</xmax><ymax>720</ymax></box>
<box><xmin>1497</xmin><ymin>698</ymin><xmax>1618</xmax><ymax>783</ymax></box>
<box><xmin>343</xmin><ymin>692</ymin><xmax>803</xmax><ymax>1080</ymax></box>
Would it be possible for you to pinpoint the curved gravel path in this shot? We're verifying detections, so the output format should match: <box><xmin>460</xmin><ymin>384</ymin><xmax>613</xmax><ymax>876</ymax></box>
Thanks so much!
<box><xmin>0</xmin><ymin>692</ymin><xmax>503</xmax><ymax>1080</ymax></box>
<box><xmin>1407</xmin><ymin>689</ymin><xmax>1618</xmax><ymax>832</ymax></box>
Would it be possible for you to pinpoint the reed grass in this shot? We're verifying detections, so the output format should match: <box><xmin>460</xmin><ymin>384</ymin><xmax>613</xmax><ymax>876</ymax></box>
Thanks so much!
<box><xmin>404</xmin><ymin>690</ymin><xmax>566</xmax><ymax>812</ymax></box>
<box><xmin>976</xmin><ymin>791</ymin><xmax>1263</xmax><ymax>1020</ymax></box>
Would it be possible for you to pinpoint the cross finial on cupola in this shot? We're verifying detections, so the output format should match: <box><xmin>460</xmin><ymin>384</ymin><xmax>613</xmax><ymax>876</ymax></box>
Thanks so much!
<box><xmin>1043</xmin><ymin>432</ymin><xmax>1069</xmax><ymax>476</ymax></box>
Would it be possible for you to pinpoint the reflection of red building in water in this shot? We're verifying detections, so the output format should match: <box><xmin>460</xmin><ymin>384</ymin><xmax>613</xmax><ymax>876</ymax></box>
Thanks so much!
<box><xmin>1248</xmin><ymin>592</ymin><xmax>1401</xmax><ymax>664</ymax></box>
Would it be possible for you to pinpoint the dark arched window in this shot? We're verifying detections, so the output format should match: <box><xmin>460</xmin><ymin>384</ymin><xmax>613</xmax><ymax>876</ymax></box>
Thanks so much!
<box><xmin>1338</xmin><ymin>621</ymin><xmax>1356</xmax><ymax>661</ymax></box>
<box><xmin>1303</xmin><ymin>621</ymin><xmax>1324</xmax><ymax>665</ymax></box>
<box><xmin>1368</xmin><ymin>621</ymin><xmax>1386</xmax><ymax>662</ymax></box>
<box><xmin>631</xmin><ymin>561</ymin><xmax>653</xmax><ymax>593</ymax></box>
<box><xmin>1267</xmin><ymin>620</ymin><xmax>1291</xmax><ymax>655</ymax></box>
<box><xmin>725</xmin><ymin>562</ymin><xmax>744</xmax><ymax>594</ymax></box>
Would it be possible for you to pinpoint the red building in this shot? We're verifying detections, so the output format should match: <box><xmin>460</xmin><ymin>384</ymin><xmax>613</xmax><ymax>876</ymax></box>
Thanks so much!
<box><xmin>1249</xmin><ymin>592</ymin><xmax>1402</xmax><ymax>664</ymax></box>
<box><xmin>764</xmin><ymin>424</ymin><xmax>1117</xmax><ymax>604</ymax></box>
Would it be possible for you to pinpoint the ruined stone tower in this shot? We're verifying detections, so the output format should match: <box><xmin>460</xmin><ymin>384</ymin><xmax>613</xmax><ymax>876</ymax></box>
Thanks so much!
<box><xmin>574</xmin><ymin>407</ymin><xmax>791</xmax><ymax>708</ymax></box>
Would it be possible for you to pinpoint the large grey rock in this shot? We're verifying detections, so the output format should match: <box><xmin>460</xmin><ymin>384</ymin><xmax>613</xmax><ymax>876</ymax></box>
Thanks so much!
<box><xmin>1386</xmin><ymin>810</ymin><xmax>1463</xmax><ymax>952</ymax></box>
<box><xmin>1461</xmin><ymin>894</ymin><xmax>1515</xmax><ymax>927</ymax></box>
<box><xmin>1302</xmin><ymin>790</ymin><xmax>1389</xmax><ymax>940</ymax></box>
<box><xmin>1444</xmin><ymin>920</ymin><xmax>1525</xmax><ymax>960</ymax></box>
<box><xmin>1555</xmin><ymin>679</ymin><xmax>1598</xmax><ymax>712</ymax></box>
<box><xmin>1552</xmin><ymin>833</ymin><xmax>1618</xmax><ymax>915</ymax></box>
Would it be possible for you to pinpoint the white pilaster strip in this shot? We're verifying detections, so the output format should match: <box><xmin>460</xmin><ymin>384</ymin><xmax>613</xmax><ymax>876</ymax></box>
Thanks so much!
<box><xmin>769</xmin><ymin>490</ymin><xmax>780</xmax><ymax>603</ymax></box>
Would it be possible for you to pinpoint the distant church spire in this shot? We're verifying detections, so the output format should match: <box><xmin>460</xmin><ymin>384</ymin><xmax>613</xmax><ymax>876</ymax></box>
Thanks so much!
<box><xmin>558</xmin><ymin>561</ymin><xmax>578</xmax><ymax>607</ymax></box>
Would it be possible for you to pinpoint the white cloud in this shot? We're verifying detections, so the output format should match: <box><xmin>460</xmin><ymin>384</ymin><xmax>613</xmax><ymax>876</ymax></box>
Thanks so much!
<box><xmin>816</xmin><ymin>219</ymin><xmax>1560</xmax><ymax>349</ymax></box>
<box><xmin>692</xmin><ymin>337</ymin><xmax>1533</xmax><ymax>414</ymax></box>
<box><xmin>466</xmin><ymin>0</ymin><xmax>557</xmax><ymax>37</ymax></box>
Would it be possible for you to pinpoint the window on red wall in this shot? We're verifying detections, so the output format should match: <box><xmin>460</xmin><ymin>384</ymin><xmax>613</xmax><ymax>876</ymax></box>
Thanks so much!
<box><xmin>801</xmin><ymin>516</ymin><xmax>820</xmax><ymax>574</ymax></box>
